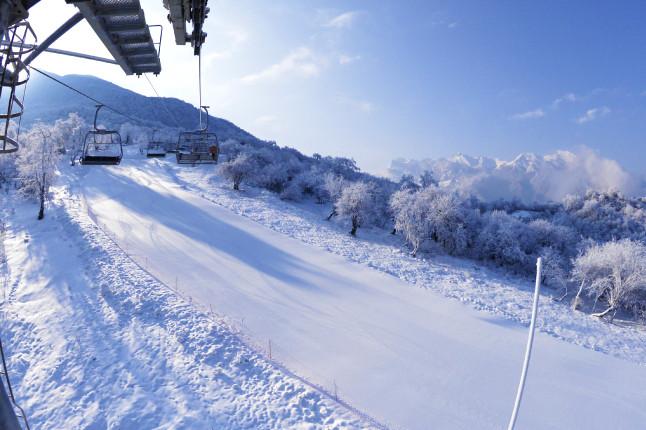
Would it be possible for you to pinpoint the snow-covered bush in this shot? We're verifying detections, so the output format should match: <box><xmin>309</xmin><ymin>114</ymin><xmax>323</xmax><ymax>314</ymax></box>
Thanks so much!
<box><xmin>419</xmin><ymin>170</ymin><xmax>438</xmax><ymax>188</ymax></box>
<box><xmin>391</xmin><ymin>186</ymin><xmax>477</xmax><ymax>256</ymax></box>
<box><xmin>0</xmin><ymin>151</ymin><xmax>17</xmax><ymax>186</ymax></box>
<box><xmin>323</xmin><ymin>173</ymin><xmax>347</xmax><ymax>203</ymax></box>
<box><xmin>556</xmin><ymin>191</ymin><xmax>646</xmax><ymax>244</ymax></box>
<box><xmin>475</xmin><ymin>211</ymin><xmax>534</xmax><ymax>272</ymax></box>
<box><xmin>390</xmin><ymin>188</ymin><xmax>434</xmax><ymax>255</ymax></box>
<box><xmin>219</xmin><ymin>139</ymin><xmax>244</xmax><ymax>161</ymax></box>
<box><xmin>398</xmin><ymin>174</ymin><xmax>420</xmax><ymax>192</ymax></box>
<box><xmin>335</xmin><ymin>181</ymin><xmax>377</xmax><ymax>235</ymax></box>
<box><xmin>571</xmin><ymin>240</ymin><xmax>646</xmax><ymax>321</ymax></box>
<box><xmin>50</xmin><ymin>113</ymin><xmax>86</xmax><ymax>154</ymax></box>
<box><xmin>16</xmin><ymin>123</ymin><xmax>62</xmax><ymax>219</ymax></box>
<box><xmin>280</xmin><ymin>168</ymin><xmax>326</xmax><ymax>202</ymax></box>
<box><xmin>218</xmin><ymin>152</ymin><xmax>257</xmax><ymax>190</ymax></box>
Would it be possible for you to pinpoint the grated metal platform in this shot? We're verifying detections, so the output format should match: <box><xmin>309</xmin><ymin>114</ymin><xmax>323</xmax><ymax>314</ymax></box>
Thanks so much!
<box><xmin>69</xmin><ymin>0</ymin><xmax>161</xmax><ymax>75</ymax></box>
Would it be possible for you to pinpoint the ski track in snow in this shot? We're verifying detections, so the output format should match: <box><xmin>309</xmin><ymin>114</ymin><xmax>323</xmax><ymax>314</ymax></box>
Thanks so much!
<box><xmin>0</xmin><ymin>184</ymin><xmax>381</xmax><ymax>429</ymax></box>
<box><xmin>169</xmin><ymin>163</ymin><xmax>646</xmax><ymax>366</ymax></box>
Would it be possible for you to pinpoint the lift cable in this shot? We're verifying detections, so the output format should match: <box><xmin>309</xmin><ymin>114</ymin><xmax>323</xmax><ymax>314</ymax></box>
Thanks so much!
<box><xmin>198</xmin><ymin>50</ymin><xmax>203</xmax><ymax>129</ymax></box>
<box><xmin>143</xmin><ymin>73</ymin><xmax>182</xmax><ymax>129</ymax></box>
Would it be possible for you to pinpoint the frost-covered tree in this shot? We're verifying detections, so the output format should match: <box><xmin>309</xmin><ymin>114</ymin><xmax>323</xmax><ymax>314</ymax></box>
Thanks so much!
<box><xmin>280</xmin><ymin>168</ymin><xmax>326</xmax><ymax>202</ymax></box>
<box><xmin>571</xmin><ymin>240</ymin><xmax>646</xmax><ymax>321</ymax></box>
<box><xmin>475</xmin><ymin>211</ymin><xmax>533</xmax><ymax>271</ymax></box>
<box><xmin>0</xmin><ymin>121</ymin><xmax>20</xmax><ymax>185</ymax></box>
<box><xmin>16</xmin><ymin>124</ymin><xmax>62</xmax><ymax>219</ymax></box>
<box><xmin>50</xmin><ymin>113</ymin><xmax>86</xmax><ymax>154</ymax></box>
<box><xmin>119</xmin><ymin>123</ymin><xmax>149</xmax><ymax>146</ymax></box>
<box><xmin>398</xmin><ymin>174</ymin><xmax>420</xmax><ymax>192</ymax></box>
<box><xmin>390</xmin><ymin>189</ymin><xmax>434</xmax><ymax>256</ymax></box>
<box><xmin>335</xmin><ymin>181</ymin><xmax>376</xmax><ymax>236</ymax></box>
<box><xmin>218</xmin><ymin>152</ymin><xmax>257</xmax><ymax>190</ymax></box>
<box><xmin>419</xmin><ymin>170</ymin><xmax>438</xmax><ymax>188</ymax></box>
<box><xmin>323</xmin><ymin>173</ymin><xmax>347</xmax><ymax>219</ymax></box>
<box><xmin>391</xmin><ymin>186</ymin><xmax>475</xmax><ymax>256</ymax></box>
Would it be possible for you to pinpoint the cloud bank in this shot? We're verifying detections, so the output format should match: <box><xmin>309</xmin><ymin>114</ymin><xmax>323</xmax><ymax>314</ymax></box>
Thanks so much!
<box><xmin>389</xmin><ymin>148</ymin><xmax>644</xmax><ymax>203</ymax></box>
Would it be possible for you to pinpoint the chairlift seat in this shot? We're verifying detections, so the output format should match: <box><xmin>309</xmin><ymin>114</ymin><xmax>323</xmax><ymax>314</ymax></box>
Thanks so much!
<box><xmin>146</xmin><ymin>143</ymin><xmax>166</xmax><ymax>157</ymax></box>
<box><xmin>80</xmin><ymin>129</ymin><xmax>123</xmax><ymax>166</ymax></box>
<box><xmin>176</xmin><ymin>130</ymin><xmax>219</xmax><ymax>164</ymax></box>
<box><xmin>78</xmin><ymin>105</ymin><xmax>123</xmax><ymax>166</ymax></box>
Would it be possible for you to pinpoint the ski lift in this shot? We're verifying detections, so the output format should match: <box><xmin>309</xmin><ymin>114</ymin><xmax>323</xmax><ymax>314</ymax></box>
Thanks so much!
<box><xmin>146</xmin><ymin>129</ymin><xmax>166</xmax><ymax>157</ymax></box>
<box><xmin>79</xmin><ymin>105</ymin><xmax>123</xmax><ymax>165</ymax></box>
<box><xmin>176</xmin><ymin>106</ymin><xmax>219</xmax><ymax>164</ymax></box>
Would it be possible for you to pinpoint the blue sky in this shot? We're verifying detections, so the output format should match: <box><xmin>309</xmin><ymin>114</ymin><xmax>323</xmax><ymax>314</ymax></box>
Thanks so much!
<box><xmin>27</xmin><ymin>0</ymin><xmax>646</xmax><ymax>174</ymax></box>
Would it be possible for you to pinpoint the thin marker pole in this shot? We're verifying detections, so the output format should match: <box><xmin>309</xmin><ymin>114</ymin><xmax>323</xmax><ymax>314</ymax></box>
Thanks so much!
<box><xmin>508</xmin><ymin>257</ymin><xmax>543</xmax><ymax>430</ymax></box>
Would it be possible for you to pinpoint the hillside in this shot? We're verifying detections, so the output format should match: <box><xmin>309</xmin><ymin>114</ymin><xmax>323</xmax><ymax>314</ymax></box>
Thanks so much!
<box><xmin>22</xmin><ymin>72</ymin><xmax>259</xmax><ymax>143</ymax></box>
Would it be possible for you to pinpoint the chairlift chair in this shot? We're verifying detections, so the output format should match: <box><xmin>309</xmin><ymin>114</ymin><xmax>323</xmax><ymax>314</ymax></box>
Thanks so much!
<box><xmin>79</xmin><ymin>105</ymin><xmax>123</xmax><ymax>165</ymax></box>
<box><xmin>146</xmin><ymin>129</ymin><xmax>166</xmax><ymax>157</ymax></box>
<box><xmin>176</xmin><ymin>106</ymin><xmax>219</xmax><ymax>164</ymax></box>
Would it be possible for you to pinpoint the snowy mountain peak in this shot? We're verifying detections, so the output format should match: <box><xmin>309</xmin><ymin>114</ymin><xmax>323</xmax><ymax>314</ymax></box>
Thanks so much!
<box><xmin>389</xmin><ymin>148</ymin><xmax>644</xmax><ymax>203</ymax></box>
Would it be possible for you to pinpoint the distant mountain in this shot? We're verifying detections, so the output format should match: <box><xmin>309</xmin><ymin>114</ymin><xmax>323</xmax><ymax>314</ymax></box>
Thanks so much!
<box><xmin>389</xmin><ymin>148</ymin><xmax>645</xmax><ymax>203</ymax></box>
<box><xmin>21</xmin><ymin>72</ymin><xmax>259</xmax><ymax>143</ymax></box>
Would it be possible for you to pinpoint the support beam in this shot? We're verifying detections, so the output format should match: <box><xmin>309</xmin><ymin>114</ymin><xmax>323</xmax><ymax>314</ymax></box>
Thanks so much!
<box><xmin>1</xmin><ymin>42</ymin><xmax>118</xmax><ymax>64</ymax></box>
<box><xmin>22</xmin><ymin>11</ymin><xmax>83</xmax><ymax>67</ymax></box>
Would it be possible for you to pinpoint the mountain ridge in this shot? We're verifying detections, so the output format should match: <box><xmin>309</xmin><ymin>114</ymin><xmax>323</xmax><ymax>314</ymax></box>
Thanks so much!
<box><xmin>22</xmin><ymin>71</ymin><xmax>260</xmax><ymax>144</ymax></box>
<box><xmin>389</xmin><ymin>148</ymin><xmax>645</xmax><ymax>203</ymax></box>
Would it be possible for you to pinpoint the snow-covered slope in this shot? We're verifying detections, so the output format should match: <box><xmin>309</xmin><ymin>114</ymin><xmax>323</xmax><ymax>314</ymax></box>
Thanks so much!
<box><xmin>0</xmin><ymin>181</ymin><xmax>379</xmax><ymax>429</ymax></box>
<box><xmin>68</xmin><ymin>155</ymin><xmax>646</xmax><ymax>430</ymax></box>
<box><xmin>389</xmin><ymin>148</ymin><xmax>644</xmax><ymax>203</ymax></box>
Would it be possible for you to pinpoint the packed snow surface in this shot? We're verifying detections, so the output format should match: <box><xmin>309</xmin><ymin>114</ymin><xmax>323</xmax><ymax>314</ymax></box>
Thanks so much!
<box><xmin>1</xmin><ymin>175</ymin><xmax>378</xmax><ymax>428</ymax></box>
<box><xmin>68</xmin><ymin>156</ymin><xmax>646</xmax><ymax>430</ymax></box>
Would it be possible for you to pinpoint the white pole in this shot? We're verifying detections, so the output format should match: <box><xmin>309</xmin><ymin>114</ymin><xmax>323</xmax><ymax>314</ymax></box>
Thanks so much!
<box><xmin>507</xmin><ymin>257</ymin><xmax>543</xmax><ymax>430</ymax></box>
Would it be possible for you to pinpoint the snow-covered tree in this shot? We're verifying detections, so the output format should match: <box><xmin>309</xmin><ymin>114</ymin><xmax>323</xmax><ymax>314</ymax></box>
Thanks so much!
<box><xmin>398</xmin><ymin>174</ymin><xmax>420</xmax><ymax>192</ymax></box>
<box><xmin>419</xmin><ymin>170</ymin><xmax>438</xmax><ymax>188</ymax></box>
<box><xmin>322</xmin><ymin>173</ymin><xmax>347</xmax><ymax>219</ymax></box>
<box><xmin>280</xmin><ymin>168</ymin><xmax>326</xmax><ymax>202</ymax></box>
<box><xmin>50</xmin><ymin>113</ymin><xmax>86</xmax><ymax>154</ymax></box>
<box><xmin>218</xmin><ymin>152</ymin><xmax>257</xmax><ymax>190</ymax></box>
<box><xmin>571</xmin><ymin>240</ymin><xmax>646</xmax><ymax>321</ymax></box>
<box><xmin>391</xmin><ymin>186</ymin><xmax>475</xmax><ymax>256</ymax></box>
<box><xmin>335</xmin><ymin>181</ymin><xmax>376</xmax><ymax>236</ymax></box>
<box><xmin>390</xmin><ymin>189</ymin><xmax>434</xmax><ymax>256</ymax></box>
<box><xmin>16</xmin><ymin>123</ymin><xmax>62</xmax><ymax>219</ymax></box>
<box><xmin>475</xmin><ymin>211</ymin><xmax>533</xmax><ymax>271</ymax></box>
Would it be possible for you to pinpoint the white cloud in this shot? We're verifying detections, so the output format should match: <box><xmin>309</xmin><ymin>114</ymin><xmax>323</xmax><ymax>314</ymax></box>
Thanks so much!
<box><xmin>255</xmin><ymin>115</ymin><xmax>277</xmax><ymax>124</ymax></box>
<box><xmin>509</xmin><ymin>109</ymin><xmax>545</xmax><ymax>120</ymax></box>
<box><xmin>576</xmin><ymin>106</ymin><xmax>610</xmax><ymax>124</ymax></box>
<box><xmin>338</xmin><ymin>54</ymin><xmax>361</xmax><ymax>65</ymax></box>
<box><xmin>430</xmin><ymin>11</ymin><xmax>459</xmax><ymax>29</ymax></box>
<box><xmin>388</xmin><ymin>147</ymin><xmax>642</xmax><ymax>203</ymax></box>
<box><xmin>326</xmin><ymin>11</ymin><xmax>362</xmax><ymax>29</ymax></box>
<box><xmin>202</xmin><ymin>28</ymin><xmax>249</xmax><ymax>65</ymax></box>
<box><xmin>240</xmin><ymin>47</ymin><xmax>323</xmax><ymax>84</ymax></box>
<box><xmin>552</xmin><ymin>92</ymin><xmax>577</xmax><ymax>108</ymax></box>
<box><xmin>337</xmin><ymin>95</ymin><xmax>374</xmax><ymax>113</ymax></box>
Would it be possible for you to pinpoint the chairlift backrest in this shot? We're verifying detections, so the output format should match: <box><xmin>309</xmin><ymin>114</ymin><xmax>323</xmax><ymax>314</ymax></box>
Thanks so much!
<box><xmin>79</xmin><ymin>105</ymin><xmax>123</xmax><ymax>165</ymax></box>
